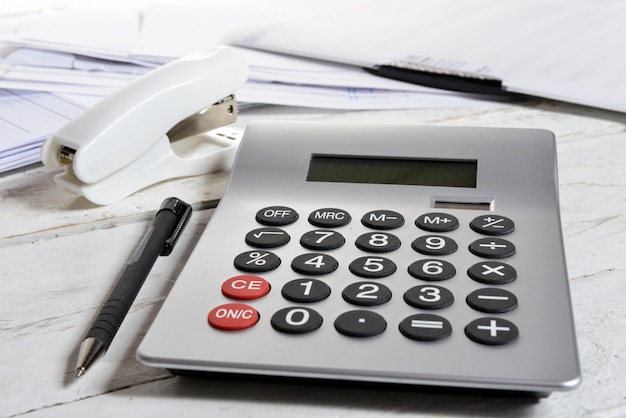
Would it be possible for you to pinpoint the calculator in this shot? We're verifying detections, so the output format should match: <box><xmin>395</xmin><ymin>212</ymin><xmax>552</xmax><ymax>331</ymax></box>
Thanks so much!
<box><xmin>137</xmin><ymin>121</ymin><xmax>580</xmax><ymax>395</ymax></box>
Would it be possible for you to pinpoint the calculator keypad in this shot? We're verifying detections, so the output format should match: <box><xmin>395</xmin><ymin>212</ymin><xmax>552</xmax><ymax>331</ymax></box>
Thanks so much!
<box><xmin>215</xmin><ymin>206</ymin><xmax>520</xmax><ymax>346</ymax></box>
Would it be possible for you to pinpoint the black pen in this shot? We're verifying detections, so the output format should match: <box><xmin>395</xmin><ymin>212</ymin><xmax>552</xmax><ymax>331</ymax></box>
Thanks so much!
<box><xmin>75</xmin><ymin>197</ymin><xmax>192</xmax><ymax>378</ymax></box>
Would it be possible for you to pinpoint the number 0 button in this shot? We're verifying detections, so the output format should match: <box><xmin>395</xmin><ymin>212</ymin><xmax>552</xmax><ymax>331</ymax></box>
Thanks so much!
<box><xmin>271</xmin><ymin>307</ymin><xmax>323</xmax><ymax>334</ymax></box>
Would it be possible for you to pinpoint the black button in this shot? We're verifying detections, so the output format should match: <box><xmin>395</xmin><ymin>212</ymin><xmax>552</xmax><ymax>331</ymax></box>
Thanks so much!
<box><xmin>271</xmin><ymin>307</ymin><xmax>323</xmax><ymax>334</ymax></box>
<box><xmin>408</xmin><ymin>259</ymin><xmax>456</xmax><ymax>281</ymax></box>
<box><xmin>465</xmin><ymin>317</ymin><xmax>519</xmax><ymax>346</ymax></box>
<box><xmin>291</xmin><ymin>253</ymin><xmax>339</xmax><ymax>275</ymax></box>
<box><xmin>361</xmin><ymin>210</ymin><xmax>405</xmax><ymax>230</ymax></box>
<box><xmin>300</xmin><ymin>230</ymin><xmax>345</xmax><ymax>250</ymax></box>
<box><xmin>466</xmin><ymin>288</ymin><xmax>518</xmax><ymax>313</ymax></box>
<box><xmin>334</xmin><ymin>310</ymin><xmax>387</xmax><ymax>338</ymax></box>
<box><xmin>470</xmin><ymin>215</ymin><xmax>515</xmax><ymax>236</ymax></box>
<box><xmin>234</xmin><ymin>251</ymin><xmax>281</xmax><ymax>273</ymax></box>
<box><xmin>342</xmin><ymin>282</ymin><xmax>392</xmax><ymax>306</ymax></box>
<box><xmin>415</xmin><ymin>212</ymin><xmax>459</xmax><ymax>232</ymax></box>
<box><xmin>355</xmin><ymin>232</ymin><xmax>401</xmax><ymax>253</ymax></box>
<box><xmin>404</xmin><ymin>285</ymin><xmax>454</xmax><ymax>310</ymax></box>
<box><xmin>349</xmin><ymin>256</ymin><xmax>397</xmax><ymax>278</ymax></box>
<box><xmin>308</xmin><ymin>208</ymin><xmax>351</xmax><ymax>227</ymax></box>
<box><xmin>468</xmin><ymin>261</ymin><xmax>517</xmax><ymax>284</ymax></box>
<box><xmin>469</xmin><ymin>238</ymin><xmax>516</xmax><ymax>259</ymax></box>
<box><xmin>412</xmin><ymin>235</ymin><xmax>458</xmax><ymax>256</ymax></box>
<box><xmin>245</xmin><ymin>228</ymin><xmax>290</xmax><ymax>248</ymax></box>
<box><xmin>399</xmin><ymin>314</ymin><xmax>452</xmax><ymax>342</ymax></box>
<box><xmin>256</xmin><ymin>206</ymin><xmax>299</xmax><ymax>226</ymax></box>
<box><xmin>281</xmin><ymin>279</ymin><xmax>331</xmax><ymax>303</ymax></box>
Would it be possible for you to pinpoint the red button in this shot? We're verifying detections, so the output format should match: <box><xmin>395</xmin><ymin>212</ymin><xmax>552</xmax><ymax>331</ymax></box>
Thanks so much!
<box><xmin>208</xmin><ymin>303</ymin><xmax>259</xmax><ymax>331</ymax></box>
<box><xmin>222</xmin><ymin>275</ymin><xmax>270</xmax><ymax>300</ymax></box>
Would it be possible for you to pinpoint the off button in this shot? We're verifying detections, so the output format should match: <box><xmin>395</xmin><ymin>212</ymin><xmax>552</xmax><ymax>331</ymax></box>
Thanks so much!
<box><xmin>256</xmin><ymin>206</ymin><xmax>299</xmax><ymax>226</ymax></box>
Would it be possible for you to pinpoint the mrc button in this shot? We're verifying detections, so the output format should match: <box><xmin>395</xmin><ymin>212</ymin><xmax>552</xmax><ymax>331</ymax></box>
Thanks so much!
<box><xmin>308</xmin><ymin>208</ymin><xmax>351</xmax><ymax>227</ymax></box>
<box><xmin>256</xmin><ymin>206</ymin><xmax>299</xmax><ymax>226</ymax></box>
<box><xmin>208</xmin><ymin>303</ymin><xmax>260</xmax><ymax>331</ymax></box>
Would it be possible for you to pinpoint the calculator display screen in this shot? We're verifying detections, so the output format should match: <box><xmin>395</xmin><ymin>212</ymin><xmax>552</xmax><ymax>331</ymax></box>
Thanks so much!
<box><xmin>307</xmin><ymin>154</ymin><xmax>477</xmax><ymax>188</ymax></box>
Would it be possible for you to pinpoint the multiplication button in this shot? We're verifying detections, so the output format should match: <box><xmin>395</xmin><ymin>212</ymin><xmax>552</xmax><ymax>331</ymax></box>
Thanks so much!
<box><xmin>468</xmin><ymin>261</ymin><xmax>517</xmax><ymax>284</ymax></box>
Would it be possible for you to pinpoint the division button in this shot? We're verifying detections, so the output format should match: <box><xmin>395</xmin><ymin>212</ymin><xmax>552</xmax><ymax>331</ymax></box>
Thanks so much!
<box><xmin>234</xmin><ymin>251</ymin><xmax>281</xmax><ymax>273</ymax></box>
<box><xmin>355</xmin><ymin>232</ymin><xmax>401</xmax><ymax>253</ymax></box>
<box><xmin>469</xmin><ymin>238</ymin><xmax>516</xmax><ymax>259</ymax></box>
<box><xmin>334</xmin><ymin>310</ymin><xmax>387</xmax><ymax>338</ymax></box>
<box><xmin>255</xmin><ymin>206</ymin><xmax>299</xmax><ymax>226</ymax></box>
<box><xmin>300</xmin><ymin>230</ymin><xmax>345</xmax><ymax>250</ymax></box>
<box><xmin>466</xmin><ymin>288</ymin><xmax>518</xmax><ymax>313</ymax></box>
<box><xmin>470</xmin><ymin>215</ymin><xmax>515</xmax><ymax>236</ymax></box>
<box><xmin>291</xmin><ymin>253</ymin><xmax>339</xmax><ymax>275</ymax></box>
<box><xmin>271</xmin><ymin>307</ymin><xmax>323</xmax><ymax>334</ymax></box>
<box><xmin>468</xmin><ymin>261</ymin><xmax>517</xmax><ymax>284</ymax></box>
<box><xmin>245</xmin><ymin>228</ymin><xmax>290</xmax><ymax>248</ymax></box>
<box><xmin>222</xmin><ymin>275</ymin><xmax>271</xmax><ymax>300</ymax></box>
<box><xmin>465</xmin><ymin>317</ymin><xmax>519</xmax><ymax>346</ymax></box>
<box><xmin>208</xmin><ymin>303</ymin><xmax>259</xmax><ymax>331</ymax></box>
<box><xmin>404</xmin><ymin>285</ymin><xmax>454</xmax><ymax>310</ymax></box>
<box><xmin>412</xmin><ymin>235</ymin><xmax>458</xmax><ymax>256</ymax></box>
<box><xmin>361</xmin><ymin>210</ymin><xmax>405</xmax><ymax>230</ymax></box>
<box><xmin>399</xmin><ymin>313</ymin><xmax>452</xmax><ymax>342</ymax></box>
<box><xmin>308</xmin><ymin>208</ymin><xmax>351</xmax><ymax>227</ymax></box>
<box><xmin>282</xmin><ymin>279</ymin><xmax>331</xmax><ymax>303</ymax></box>
<box><xmin>415</xmin><ymin>212</ymin><xmax>459</xmax><ymax>232</ymax></box>
<box><xmin>342</xmin><ymin>281</ymin><xmax>392</xmax><ymax>306</ymax></box>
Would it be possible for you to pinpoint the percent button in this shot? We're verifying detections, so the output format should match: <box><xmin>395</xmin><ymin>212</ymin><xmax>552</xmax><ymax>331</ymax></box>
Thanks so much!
<box><xmin>234</xmin><ymin>250</ymin><xmax>281</xmax><ymax>273</ymax></box>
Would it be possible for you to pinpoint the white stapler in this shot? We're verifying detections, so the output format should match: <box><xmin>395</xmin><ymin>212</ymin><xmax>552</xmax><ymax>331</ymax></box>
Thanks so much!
<box><xmin>41</xmin><ymin>46</ymin><xmax>249</xmax><ymax>205</ymax></box>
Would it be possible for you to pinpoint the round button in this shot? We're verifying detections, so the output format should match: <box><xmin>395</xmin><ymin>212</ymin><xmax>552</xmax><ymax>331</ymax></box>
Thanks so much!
<box><xmin>412</xmin><ymin>235</ymin><xmax>458</xmax><ymax>256</ymax></box>
<box><xmin>271</xmin><ymin>307</ymin><xmax>323</xmax><ymax>334</ymax></box>
<box><xmin>361</xmin><ymin>210</ymin><xmax>405</xmax><ymax>230</ymax></box>
<box><xmin>355</xmin><ymin>232</ymin><xmax>401</xmax><ymax>253</ymax></box>
<box><xmin>245</xmin><ymin>228</ymin><xmax>290</xmax><ymax>248</ymax></box>
<box><xmin>234</xmin><ymin>251</ymin><xmax>281</xmax><ymax>273</ymax></box>
<box><xmin>469</xmin><ymin>238</ymin><xmax>516</xmax><ymax>259</ymax></box>
<box><xmin>334</xmin><ymin>310</ymin><xmax>387</xmax><ymax>338</ymax></box>
<box><xmin>466</xmin><ymin>288</ymin><xmax>518</xmax><ymax>313</ymax></box>
<box><xmin>465</xmin><ymin>317</ymin><xmax>519</xmax><ymax>346</ymax></box>
<box><xmin>404</xmin><ymin>285</ymin><xmax>454</xmax><ymax>310</ymax></box>
<box><xmin>468</xmin><ymin>261</ymin><xmax>517</xmax><ymax>284</ymax></box>
<box><xmin>208</xmin><ymin>303</ymin><xmax>259</xmax><ymax>331</ymax></box>
<box><xmin>256</xmin><ymin>206</ymin><xmax>299</xmax><ymax>226</ymax></box>
<box><xmin>308</xmin><ymin>208</ymin><xmax>351</xmax><ymax>227</ymax></box>
<box><xmin>282</xmin><ymin>279</ymin><xmax>331</xmax><ymax>303</ymax></box>
<box><xmin>470</xmin><ymin>215</ymin><xmax>515</xmax><ymax>236</ymax></box>
<box><xmin>415</xmin><ymin>213</ymin><xmax>459</xmax><ymax>232</ymax></box>
<box><xmin>291</xmin><ymin>253</ymin><xmax>339</xmax><ymax>275</ymax></box>
<box><xmin>222</xmin><ymin>275</ymin><xmax>270</xmax><ymax>300</ymax></box>
<box><xmin>342</xmin><ymin>281</ymin><xmax>392</xmax><ymax>306</ymax></box>
<box><xmin>399</xmin><ymin>314</ymin><xmax>452</xmax><ymax>342</ymax></box>
<box><xmin>300</xmin><ymin>230</ymin><xmax>345</xmax><ymax>250</ymax></box>
<box><xmin>408</xmin><ymin>259</ymin><xmax>456</xmax><ymax>281</ymax></box>
<box><xmin>349</xmin><ymin>256</ymin><xmax>397</xmax><ymax>278</ymax></box>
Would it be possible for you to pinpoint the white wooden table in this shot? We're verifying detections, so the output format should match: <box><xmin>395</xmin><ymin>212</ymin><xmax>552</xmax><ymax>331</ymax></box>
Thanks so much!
<box><xmin>2</xmin><ymin>101</ymin><xmax>625</xmax><ymax>417</ymax></box>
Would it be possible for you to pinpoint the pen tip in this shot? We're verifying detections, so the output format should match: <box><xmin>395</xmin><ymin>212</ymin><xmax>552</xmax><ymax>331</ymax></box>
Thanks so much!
<box><xmin>76</xmin><ymin>367</ymin><xmax>86</xmax><ymax>378</ymax></box>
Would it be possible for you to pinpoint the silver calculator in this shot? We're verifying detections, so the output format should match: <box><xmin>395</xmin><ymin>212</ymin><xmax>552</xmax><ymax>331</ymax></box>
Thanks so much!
<box><xmin>137</xmin><ymin>121</ymin><xmax>580</xmax><ymax>395</ymax></box>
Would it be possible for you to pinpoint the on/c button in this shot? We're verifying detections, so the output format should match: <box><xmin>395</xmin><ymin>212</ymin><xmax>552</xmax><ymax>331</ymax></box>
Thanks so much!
<box><xmin>208</xmin><ymin>303</ymin><xmax>260</xmax><ymax>331</ymax></box>
<box><xmin>222</xmin><ymin>275</ymin><xmax>270</xmax><ymax>300</ymax></box>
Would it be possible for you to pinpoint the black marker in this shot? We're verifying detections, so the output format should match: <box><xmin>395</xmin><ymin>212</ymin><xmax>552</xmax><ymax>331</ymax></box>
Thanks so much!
<box><xmin>75</xmin><ymin>197</ymin><xmax>192</xmax><ymax>378</ymax></box>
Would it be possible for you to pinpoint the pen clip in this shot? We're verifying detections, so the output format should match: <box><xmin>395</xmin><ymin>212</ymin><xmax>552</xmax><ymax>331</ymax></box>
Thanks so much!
<box><xmin>158</xmin><ymin>197</ymin><xmax>193</xmax><ymax>256</ymax></box>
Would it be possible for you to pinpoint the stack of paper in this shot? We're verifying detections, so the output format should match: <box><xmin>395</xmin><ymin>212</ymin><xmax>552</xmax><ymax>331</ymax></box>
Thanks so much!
<box><xmin>0</xmin><ymin>0</ymin><xmax>519</xmax><ymax>173</ymax></box>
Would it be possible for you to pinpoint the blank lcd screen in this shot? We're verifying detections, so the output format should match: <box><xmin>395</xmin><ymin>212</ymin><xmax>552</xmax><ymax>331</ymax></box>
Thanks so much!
<box><xmin>306</xmin><ymin>154</ymin><xmax>477</xmax><ymax>188</ymax></box>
